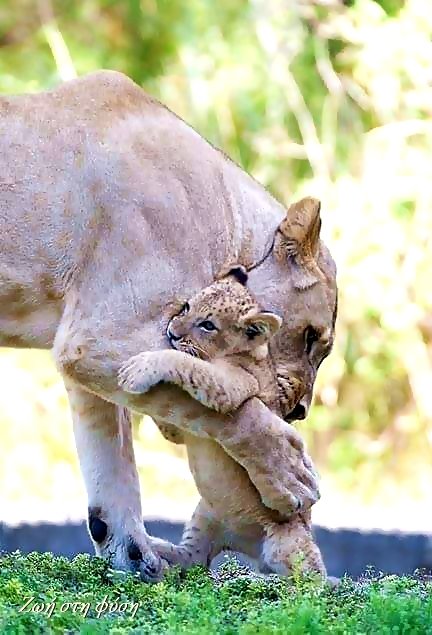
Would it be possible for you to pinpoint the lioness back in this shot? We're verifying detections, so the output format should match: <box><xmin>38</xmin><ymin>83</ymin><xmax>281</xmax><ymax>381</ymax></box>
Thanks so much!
<box><xmin>1</xmin><ymin>71</ymin><xmax>284</xmax><ymax>350</ymax></box>
<box><xmin>0</xmin><ymin>71</ymin><xmax>155</xmax><ymax>347</ymax></box>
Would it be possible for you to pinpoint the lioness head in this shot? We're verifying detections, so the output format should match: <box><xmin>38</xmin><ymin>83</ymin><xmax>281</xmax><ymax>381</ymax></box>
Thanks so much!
<box><xmin>246</xmin><ymin>196</ymin><xmax>337</xmax><ymax>422</ymax></box>
<box><xmin>166</xmin><ymin>267</ymin><xmax>282</xmax><ymax>361</ymax></box>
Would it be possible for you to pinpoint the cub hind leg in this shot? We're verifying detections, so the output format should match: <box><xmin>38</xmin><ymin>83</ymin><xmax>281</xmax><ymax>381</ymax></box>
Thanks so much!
<box><xmin>260</xmin><ymin>513</ymin><xmax>326</xmax><ymax>577</ymax></box>
<box><xmin>151</xmin><ymin>498</ymin><xmax>226</xmax><ymax>568</ymax></box>
<box><xmin>153</xmin><ymin>498</ymin><xmax>263</xmax><ymax>570</ymax></box>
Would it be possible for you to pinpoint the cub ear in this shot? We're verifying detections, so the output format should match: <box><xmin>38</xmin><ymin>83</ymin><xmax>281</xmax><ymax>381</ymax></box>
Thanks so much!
<box><xmin>241</xmin><ymin>311</ymin><xmax>282</xmax><ymax>342</ymax></box>
<box><xmin>273</xmin><ymin>197</ymin><xmax>324</xmax><ymax>290</ymax></box>
<box><xmin>228</xmin><ymin>266</ymin><xmax>248</xmax><ymax>286</ymax></box>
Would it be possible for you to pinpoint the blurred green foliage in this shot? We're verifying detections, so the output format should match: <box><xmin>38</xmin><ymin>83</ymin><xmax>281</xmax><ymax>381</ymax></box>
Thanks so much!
<box><xmin>0</xmin><ymin>0</ymin><xmax>431</xmax><ymax>524</ymax></box>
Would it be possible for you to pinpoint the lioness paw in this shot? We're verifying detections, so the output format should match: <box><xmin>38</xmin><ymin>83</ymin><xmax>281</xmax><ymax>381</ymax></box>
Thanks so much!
<box><xmin>118</xmin><ymin>353</ymin><xmax>161</xmax><ymax>394</ymax></box>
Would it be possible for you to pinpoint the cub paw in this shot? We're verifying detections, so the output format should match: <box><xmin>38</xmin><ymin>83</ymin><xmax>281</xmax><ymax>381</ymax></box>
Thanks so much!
<box><xmin>150</xmin><ymin>537</ymin><xmax>192</xmax><ymax>568</ymax></box>
<box><xmin>118</xmin><ymin>353</ymin><xmax>161</xmax><ymax>394</ymax></box>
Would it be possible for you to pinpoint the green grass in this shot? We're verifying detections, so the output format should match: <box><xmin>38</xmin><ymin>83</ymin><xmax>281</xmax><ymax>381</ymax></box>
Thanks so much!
<box><xmin>1</xmin><ymin>552</ymin><xmax>431</xmax><ymax>633</ymax></box>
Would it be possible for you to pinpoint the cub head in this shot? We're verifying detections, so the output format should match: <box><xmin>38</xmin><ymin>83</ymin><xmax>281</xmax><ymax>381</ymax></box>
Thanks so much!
<box><xmin>166</xmin><ymin>267</ymin><xmax>282</xmax><ymax>360</ymax></box>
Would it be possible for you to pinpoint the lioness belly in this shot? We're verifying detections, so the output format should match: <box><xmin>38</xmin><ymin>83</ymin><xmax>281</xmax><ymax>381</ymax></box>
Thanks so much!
<box><xmin>0</xmin><ymin>305</ymin><xmax>61</xmax><ymax>348</ymax></box>
<box><xmin>0</xmin><ymin>262</ymin><xmax>62</xmax><ymax>348</ymax></box>
<box><xmin>185</xmin><ymin>434</ymin><xmax>273</xmax><ymax>531</ymax></box>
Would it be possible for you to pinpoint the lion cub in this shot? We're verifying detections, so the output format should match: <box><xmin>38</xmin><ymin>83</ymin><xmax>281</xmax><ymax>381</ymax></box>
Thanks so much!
<box><xmin>118</xmin><ymin>268</ymin><xmax>325</xmax><ymax>577</ymax></box>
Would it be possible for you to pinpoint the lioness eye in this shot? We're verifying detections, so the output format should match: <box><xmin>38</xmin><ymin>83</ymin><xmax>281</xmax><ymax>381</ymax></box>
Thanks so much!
<box><xmin>180</xmin><ymin>302</ymin><xmax>190</xmax><ymax>316</ymax></box>
<box><xmin>304</xmin><ymin>326</ymin><xmax>319</xmax><ymax>354</ymax></box>
<box><xmin>198</xmin><ymin>320</ymin><xmax>217</xmax><ymax>332</ymax></box>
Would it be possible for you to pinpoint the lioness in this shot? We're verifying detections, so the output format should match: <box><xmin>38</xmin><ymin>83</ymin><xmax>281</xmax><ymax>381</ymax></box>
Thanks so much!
<box><xmin>0</xmin><ymin>71</ymin><xmax>337</xmax><ymax>581</ymax></box>
<box><xmin>118</xmin><ymin>267</ymin><xmax>325</xmax><ymax>576</ymax></box>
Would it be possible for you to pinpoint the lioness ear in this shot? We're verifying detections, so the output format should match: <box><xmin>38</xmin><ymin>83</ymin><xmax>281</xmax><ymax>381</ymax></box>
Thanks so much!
<box><xmin>241</xmin><ymin>311</ymin><xmax>282</xmax><ymax>342</ymax></box>
<box><xmin>274</xmin><ymin>197</ymin><xmax>324</xmax><ymax>290</ymax></box>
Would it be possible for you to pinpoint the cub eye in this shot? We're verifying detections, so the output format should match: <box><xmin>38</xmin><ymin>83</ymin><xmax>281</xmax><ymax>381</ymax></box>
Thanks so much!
<box><xmin>304</xmin><ymin>326</ymin><xmax>319</xmax><ymax>354</ymax></box>
<box><xmin>245</xmin><ymin>325</ymin><xmax>261</xmax><ymax>340</ymax></box>
<box><xmin>179</xmin><ymin>302</ymin><xmax>190</xmax><ymax>316</ymax></box>
<box><xmin>198</xmin><ymin>320</ymin><xmax>218</xmax><ymax>332</ymax></box>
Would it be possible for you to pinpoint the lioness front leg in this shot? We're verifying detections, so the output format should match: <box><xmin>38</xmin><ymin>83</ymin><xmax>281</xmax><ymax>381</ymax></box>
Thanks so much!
<box><xmin>66</xmin><ymin>383</ymin><xmax>175</xmax><ymax>582</ymax></box>
<box><xmin>118</xmin><ymin>350</ymin><xmax>259</xmax><ymax>414</ymax></box>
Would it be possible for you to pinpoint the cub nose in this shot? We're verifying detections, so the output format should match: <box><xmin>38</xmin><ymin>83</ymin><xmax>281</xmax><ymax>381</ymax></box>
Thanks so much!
<box><xmin>167</xmin><ymin>328</ymin><xmax>181</xmax><ymax>342</ymax></box>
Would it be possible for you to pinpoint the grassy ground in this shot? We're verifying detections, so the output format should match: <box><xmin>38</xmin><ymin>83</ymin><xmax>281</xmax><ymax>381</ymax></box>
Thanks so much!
<box><xmin>1</xmin><ymin>552</ymin><xmax>431</xmax><ymax>634</ymax></box>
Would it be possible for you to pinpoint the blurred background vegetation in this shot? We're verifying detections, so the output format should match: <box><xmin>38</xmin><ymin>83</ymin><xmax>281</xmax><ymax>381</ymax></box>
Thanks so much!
<box><xmin>1</xmin><ymin>0</ymin><xmax>431</xmax><ymax>530</ymax></box>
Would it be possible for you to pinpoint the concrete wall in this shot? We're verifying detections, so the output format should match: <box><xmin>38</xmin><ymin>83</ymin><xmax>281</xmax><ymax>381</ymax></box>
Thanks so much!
<box><xmin>2</xmin><ymin>520</ymin><xmax>431</xmax><ymax>578</ymax></box>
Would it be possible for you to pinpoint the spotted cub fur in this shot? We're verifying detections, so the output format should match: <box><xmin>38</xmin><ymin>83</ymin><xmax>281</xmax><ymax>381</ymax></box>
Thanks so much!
<box><xmin>118</xmin><ymin>268</ymin><xmax>302</xmax><ymax>415</ymax></box>
<box><xmin>118</xmin><ymin>268</ymin><xmax>325</xmax><ymax>578</ymax></box>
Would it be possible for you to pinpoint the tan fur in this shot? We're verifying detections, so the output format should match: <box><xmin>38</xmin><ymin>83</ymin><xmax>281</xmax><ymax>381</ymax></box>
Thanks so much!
<box><xmin>119</xmin><ymin>274</ymin><xmax>325</xmax><ymax>576</ymax></box>
<box><xmin>0</xmin><ymin>72</ymin><xmax>337</xmax><ymax>578</ymax></box>
<box><xmin>118</xmin><ymin>275</ymin><xmax>294</xmax><ymax>413</ymax></box>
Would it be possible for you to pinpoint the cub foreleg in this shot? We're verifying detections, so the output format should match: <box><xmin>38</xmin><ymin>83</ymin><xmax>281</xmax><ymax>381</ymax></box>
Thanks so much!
<box><xmin>118</xmin><ymin>350</ymin><xmax>259</xmax><ymax>414</ymax></box>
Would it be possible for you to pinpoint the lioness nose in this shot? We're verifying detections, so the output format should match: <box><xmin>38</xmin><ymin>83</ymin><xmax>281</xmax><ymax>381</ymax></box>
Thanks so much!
<box><xmin>290</xmin><ymin>403</ymin><xmax>306</xmax><ymax>420</ymax></box>
<box><xmin>286</xmin><ymin>398</ymin><xmax>308</xmax><ymax>421</ymax></box>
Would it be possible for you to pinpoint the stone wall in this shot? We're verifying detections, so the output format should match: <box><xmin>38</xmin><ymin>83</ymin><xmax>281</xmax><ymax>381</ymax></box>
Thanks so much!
<box><xmin>2</xmin><ymin>520</ymin><xmax>431</xmax><ymax>578</ymax></box>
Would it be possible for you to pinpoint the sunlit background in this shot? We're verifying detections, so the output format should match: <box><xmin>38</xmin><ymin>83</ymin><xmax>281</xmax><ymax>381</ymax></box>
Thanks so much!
<box><xmin>1</xmin><ymin>0</ymin><xmax>431</xmax><ymax>532</ymax></box>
